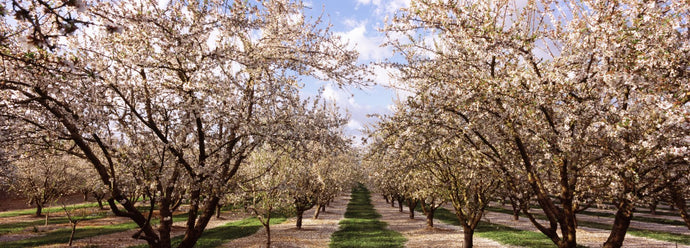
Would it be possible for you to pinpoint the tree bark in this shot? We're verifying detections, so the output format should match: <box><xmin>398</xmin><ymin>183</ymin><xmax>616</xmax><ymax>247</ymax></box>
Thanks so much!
<box><xmin>509</xmin><ymin>198</ymin><xmax>519</xmax><ymax>221</ymax></box>
<box><xmin>158</xmin><ymin>197</ymin><xmax>173</xmax><ymax>248</ymax></box>
<box><xmin>178</xmin><ymin>195</ymin><xmax>220</xmax><ymax>248</ymax></box>
<box><xmin>463</xmin><ymin>225</ymin><xmax>474</xmax><ymax>248</ymax></box>
<box><xmin>407</xmin><ymin>199</ymin><xmax>417</xmax><ymax>219</ymax></box>
<box><xmin>216</xmin><ymin>204</ymin><xmax>222</xmax><ymax>219</ymax></box>
<box><xmin>421</xmin><ymin>202</ymin><xmax>435</xmax><ymax>228</ymax></box>
<box><xmin>96</xmin><ymin>198</ymin><xmax>104</xmax><ymax>210</ymax></box>
<box><xmin>603</xmin><ymin>199</ymin><xmax>633</xmax><ymax>248</ymax></box>
<box><xmin>425</xmin><ymin>210</ymin><xmax>434</xmax><ymax>228</ymax></box>
<box><xmin>68</xmin><ymin>221</ymin><xmax>77</xmax><ymax>246</ymax></box>
<box><xmin>313</xmin><ymin>204</ymin><xmax>322</xmax><ymax>219</ymax></box>
<box><xmin>35</xmin><ymin>203</ymin><xmax>43</xmax><ymax>217</ymax></box>
<box><xmin>296</xmin><ymin>210</ymin><xmax>304</xmax><ymax>229</ymax></box>
<box><xmin>398</xmin><ymin>198</ymin><xmax>404</xmax><ymax>212</ymax></box>
<box><xmin>649</xmin><ymin>200</ymin><xmax>658</xmax><ymax>215</ymax></box>
<box><xmin>264</xmin><ymin>216</ymin><xmax>272</xmax><ymax>247</ymax></box>
<box><xmin>669</xmin><ymin>186</ymin><xmax>690</xmax><ymax>230</ymax></box>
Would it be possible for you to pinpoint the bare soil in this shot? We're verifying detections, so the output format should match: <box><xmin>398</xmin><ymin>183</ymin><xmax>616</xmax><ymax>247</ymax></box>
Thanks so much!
<box><xmin>370</xmin><ymin>196</ymin><xmax>512</xmax><ymax>248</ymax></box>
<box><xmin>221</xmin><ymin>194</ymin><xmax>351</xmax><ymax>248</ymax></box>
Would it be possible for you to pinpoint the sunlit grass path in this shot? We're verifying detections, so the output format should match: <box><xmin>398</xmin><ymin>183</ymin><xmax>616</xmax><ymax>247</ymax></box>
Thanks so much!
<box><xmin>0</xmin><ymin>202</ymin><xmax>102</xmax><ymax>218</ymax></box>
<box><xmin>430</xmin><ymin>207</ymin><xmax>555</xmax><ymax>247</ymax></box>
<box><xmin>0</xmin><ymin>213</ymin><xmax>189</xmax><ymax>247</ymax></box>
<box><xmin>329</xmin><ymin>184</ymin><xmax>406</xmax><ymax>248</ymax></box>
<box><xmin>127</xmin><ymin>215</ymin><xmax>287</xmax><ymax>248</ymax></box>
<box><xmin>486</xmin><ymin>206</ymin><xmax>690</xmax><ymax>245</ymax></box>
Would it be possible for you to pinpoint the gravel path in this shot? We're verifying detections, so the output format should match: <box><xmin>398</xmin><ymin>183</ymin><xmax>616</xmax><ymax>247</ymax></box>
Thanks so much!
<box><xmin>370</xmin><ymin>196</ymin><xmax>512</xmax><ymax>248</ymax></box>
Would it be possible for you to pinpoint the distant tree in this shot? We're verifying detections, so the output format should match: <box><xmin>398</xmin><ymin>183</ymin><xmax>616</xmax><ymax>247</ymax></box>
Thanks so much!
<box><xmin>8</xmin><ymin>151</ymin><xmax>77</xmax><ymax>216</ymax></box>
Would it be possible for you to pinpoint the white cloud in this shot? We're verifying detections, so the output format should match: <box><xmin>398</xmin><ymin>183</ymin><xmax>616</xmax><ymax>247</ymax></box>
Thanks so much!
<box><xmin>347</xmin><ymin>120</ymin><xmax>364</xmax><ymax>130</ymax></box>
<box><xmin>336</xmin><ymin>21</ymin><xmax>390</xmax><ymax>62</ymax></box>
<box><xmin>321</xmin><ymin>84</ymin><xmax>345</xmax><ymax>102</ymax></box>
<box><xmin>355</xmin><ymin>0</ymin><xmax>409</xmax><ymax>15</ymax></box>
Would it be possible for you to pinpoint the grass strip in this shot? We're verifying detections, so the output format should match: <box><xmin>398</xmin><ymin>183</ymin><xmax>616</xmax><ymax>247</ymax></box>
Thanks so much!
<box><xmin>487</xmin><ymin>206</ymin><xmax>690</xmax><ymax>245</ymax></box>
<box><xmin>0</xmin><ymin>204</ymin><xmax>182</xmax><ymax>235</ymax></box>
<box><xmin>0</xmin><ymin>221</ymin><xmax>139</xmax><ymax>248</ymax></box>
<box><xmin>329</xmin><ymin>184</ymin><xmax>406</xmax><ymax>248</ymax></box>
<box><xmin>429</xmin><ymin>207</ymin><xmax>555</xmax><ymax>247</ymax></box>
<box><xmin>577</xmin><ymin>209</ymin><xmax>687</xmax><ymax>226</ymax></box>
<box><xmin>171</xmin><ymin>215</ymin><xmax>287</xmax><ymax>248</ymax></box>
<box><xmin>127</xmin><ymin>214</ymin><xmax>288</xmax><ymax>248</ymax></box>
<box><xmin>495</xmin><ymin>205</ymin><xmax>686</xmax><ymax>226</ymax></box>
<box><xmin>0</xmin><ymin>213</ymin><xmax>189</xmax><ymax>247</ymax></box>
<box><xmin>0</xmin><ymin>202</ymin><xmax>102</xmax><ymax>218</ymax></box>
<box><xmin>634</xmin><ymin>209</ymin><xmax>681</xmax><ymax>217</ymax></box>
<box><xmin>0</xmin><ymin>212</ymin><xmax>108</xmax><ymax>234</ymax></box>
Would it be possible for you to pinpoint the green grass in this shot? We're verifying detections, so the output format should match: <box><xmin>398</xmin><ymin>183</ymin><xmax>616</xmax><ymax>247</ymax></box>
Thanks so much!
<box><xmin>0</xmin><ymin>212</ymin><xmax>108</xmax><ymax>234</ymax></box>
<box><xmin>0</xmin><ymin>221</ymin><xmax>140</xmax><ymax>248</ymax></box>
<box><xmin>577</xmin><ymin>209</ymin><xmax>687</xmax><ymax>226</ymax></box>
<box><xmin>329</xmin><ymin>184</ymin><xmax>406</xmax><ymax>248</ymax></box>
<box><xmin>127</xmin><ymin>213</ymin><xmax>288</xmax><ymax>248</ymax></box>
<box><xmin>486</xmin><ymin>206</ymin><xmax>690</xmax><ymax>245</ymax></box>
<box><xmin>635</xmin><ymin>209</ymin><xmax>681</xmax><ymax>217</ymax></box>
<box><xmin>0</xmin><ymin>202</ymin><xmax>102</xmax><ymax>218</ymax></box>
<box><xmin>172</xmin><ymin>215</ymin><xmax>287</xmax><ymax>248</ymax></box>
<box><xmin>0</xmin><ymin>212</ymin><xmax>190</xmax><ymax>247</ymax></box>
<box><xmin>430</xmin><ymin>207</ymin><xmax>556</xmax><ymax>247</ymax></box>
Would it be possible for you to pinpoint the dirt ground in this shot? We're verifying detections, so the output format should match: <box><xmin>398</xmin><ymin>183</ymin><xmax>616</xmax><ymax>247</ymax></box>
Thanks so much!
<box><xmin>2</xmin><ymin>192</ymin><xmax>689</xmax><ymax>248</ymax></box>
<box><xmin>221</xmin><ymin>194</ymin><xmax>351</xmax><ymax>248</ymax></box>
<box><xmin>370</xmin><ymin>195</ymin><xmax>513</xmax><ymax>248</ymax></box>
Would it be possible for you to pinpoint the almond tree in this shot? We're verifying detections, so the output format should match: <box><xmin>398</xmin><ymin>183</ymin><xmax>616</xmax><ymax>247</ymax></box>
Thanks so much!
<box><xmin>369</xmin><ymin>98</ymin><xmax>499</xmax><ymax>246</ymax></box>
<box><xmin>7</xmin><ymin>150</ymin><xmax>77</xmax><ymax>217</ymax></box>
<box><xmin>1</xmin><ymin>0</ymin><xmax>364</xmax><ymax>247</ymax></box>
<box><xmin>235</xmin><ymin>146</ymin><xmax>292</xmax><ymax>247</ymax></box>
<box><xmin>383</xmin><ymin>1</ymin><xmax>689</xmax><ymax>247</ymax></box>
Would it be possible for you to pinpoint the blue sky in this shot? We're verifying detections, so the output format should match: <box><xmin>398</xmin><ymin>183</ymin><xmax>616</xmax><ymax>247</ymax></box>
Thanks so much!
<box><xmin>299</xmin><ymin>0</ymin><xmax>411</xmax><ymax>144</ymax></box>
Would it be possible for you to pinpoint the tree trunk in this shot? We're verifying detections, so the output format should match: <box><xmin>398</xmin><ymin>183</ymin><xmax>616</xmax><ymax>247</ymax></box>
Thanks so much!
<box><xmin>669</xmin><ymin>186</ymin><xmax>690</xmax><ymax>230</ymax></box>
<box><xmin>36</xmin><ymin>203</ymin><xmax>43</xmax><ymax>217</ymax></box>
<box><xmin>463</xmin><ymin>225</ymin><xmax>474</xmax><ymax>248</ymax></box>
<box><xmin>96</xmin><ymin>198</ymin><xmax>104</xmax><ymax>210</ymax></box>
<box><xmin>296</xmin><ymin>210</ymin><xmax>304</xmax><ymax>229</ymax></box>
<box><xmin>398</xmin><ymin>199</ymin><xmax>403</xmax><ymax>212</ymax></box>
<box><xmin>649</xmin><ymin>200</ymin><xmax>657</xmax><ymax>215</ymax></box>
<box><xmin>264</xmin><ymin>216</ymin><xmax>272</xmax><ymax>247</ymax></box>
<box><xmin>407</xmin><ymin>199</ymin><xmax>417</xmax><ymax>219</ymax></box>
<box><xmin>425</xmin><ymin>210</ymin><xmax>434</xmax><ymax>228</ymax></box>
<box><xmin>603</xmin><ymin>199</ymin><xmax>633</xmax><ymax>248</ymax></box>
<box><xmin>68</xmin><ymin>221</ymin><xmax>77</xmax><ymax>246</ymax></box>
<box><xmin>158</xmin><ymin>197</ymin><xmax>173</xmax><ymax>248</ymax></box>
<box><xmin>510</xmin><ymin>198</ymin><xmax>519</xmax><ymax>221</ymax></box>
<box><xmin>178</xmin><ymin>195</ymin><xmax>220</xmax><ymax>248</ymax></box>
<box><xmin>313</xmin><ymin>204</ymin><xmax>322</xmax><ymax>219</ymax></box>
<box><xmin>391</xmin><ymin>198</ymin><xmax>395</xmax><ymax>207</ymax></box>
<box><xmin>216</xmin><ymin>204</ymin><xmax>222</xmax><ymax>219</ymax></box>
<box><xmin>561</xmin><ymin>196</ymin><xmax>577</xmax><ymax>248</ymax></box>
<box><xmin>383</xmin><ymin>195</ymin><xmax>389</xmax><ymax>203</ymax></box>
<box><xmin>321</xmin><ymin>204</ymin><xmax>326</xmax><ymax>212</ymax></box>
